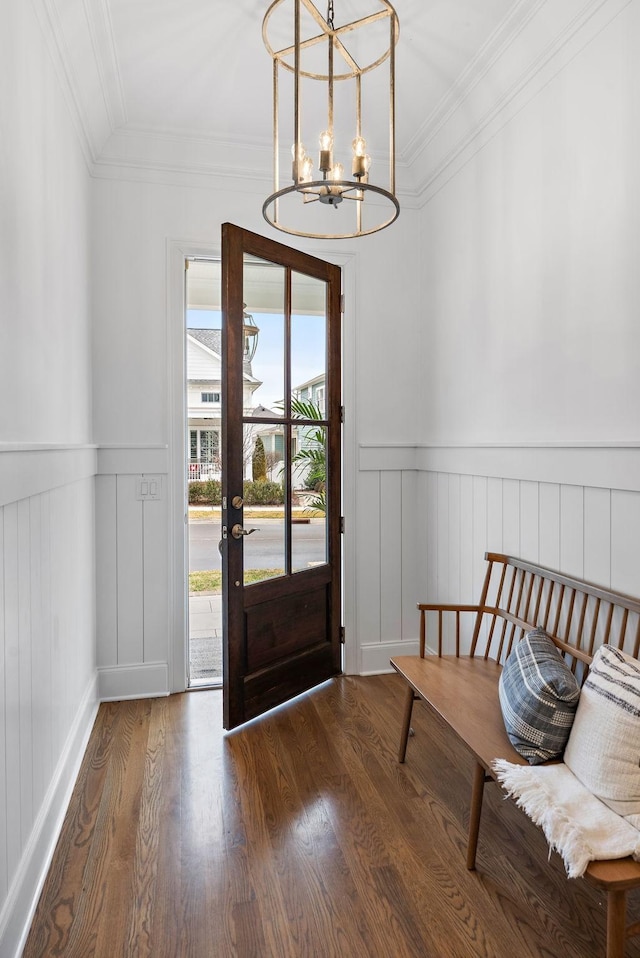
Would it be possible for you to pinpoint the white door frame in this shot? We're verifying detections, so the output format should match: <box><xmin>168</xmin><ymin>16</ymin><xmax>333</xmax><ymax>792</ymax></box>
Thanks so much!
<box><xmin>166</xmin><ymin>236</ymin><xmax>358</xmax><ymax>693</ymax></box>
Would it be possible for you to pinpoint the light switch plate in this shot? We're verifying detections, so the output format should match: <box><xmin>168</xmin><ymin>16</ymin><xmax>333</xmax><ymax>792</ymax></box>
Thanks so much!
<box><xmin>136</xmin><ymin>475</ymin><xmax>163</xmax><ymax>500</ymax></box>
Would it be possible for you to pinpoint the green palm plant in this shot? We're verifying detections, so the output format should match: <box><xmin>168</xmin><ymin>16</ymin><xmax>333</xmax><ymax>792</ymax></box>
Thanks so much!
<box><xmin>289</xmin><ymin>396</ymin><xmax>326</xmax><ymax>514</ymax></box>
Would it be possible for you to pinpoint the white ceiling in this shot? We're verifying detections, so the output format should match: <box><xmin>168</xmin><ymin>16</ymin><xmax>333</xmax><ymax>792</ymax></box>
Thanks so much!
<box><xmin>41</xmin><ymin>0</ymin><xmax>530</xmax><ymax>192</ymax></box>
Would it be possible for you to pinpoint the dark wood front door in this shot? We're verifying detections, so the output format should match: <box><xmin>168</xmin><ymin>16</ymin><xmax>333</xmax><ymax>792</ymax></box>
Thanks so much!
<box><xmin>221</xmin><ymin>224</ymin><xmax>342</xmax><ymax>730</ymax></box>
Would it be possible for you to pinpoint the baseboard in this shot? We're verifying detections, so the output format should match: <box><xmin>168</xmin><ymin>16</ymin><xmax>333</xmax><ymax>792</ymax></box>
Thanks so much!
<box><xmin>0</xmin><ymin>673</ymin><xmax>99</xmax><ymax>958</ymax></box>
<box><xmin>98</xmin><ymin>661</ymin><xmax>170</xmax><ymax>701</ymax></box>
<box><xmin>358</xmin><ymin>638</ymin><xmax>420</xmax><ymax>675</ymax></box>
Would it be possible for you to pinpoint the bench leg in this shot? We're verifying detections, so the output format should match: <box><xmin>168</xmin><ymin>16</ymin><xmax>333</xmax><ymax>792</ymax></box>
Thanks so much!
<box><xmin>606</xmin><ymin>889</ymin><xmax>627</xmax><ymax>958</ymax></box>
<box><xmin>467</xmin><ymin>761</ymin><xmax>487</xmax><ymax>870</ymax></box>
<box><xmin>398</xmin><ymin>685</ymin><xmax>417</xmax><ymax>763</ymax></box>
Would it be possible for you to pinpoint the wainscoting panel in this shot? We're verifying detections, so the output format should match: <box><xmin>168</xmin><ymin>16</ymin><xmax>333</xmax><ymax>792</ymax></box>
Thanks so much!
<box><xmin>380</xmin><ymin>471</ymin><xmax>403</xmax><ymax>645</ymax></box>
<box><xmin>0</xmin><ymin>460</ymin><xmax>97</xmax><ymax>958</ymax></box>
<box><xmin>401</xmin><ymin>470</ymin><xmax>420</xmax><ymax>640</ymax></box>
<box><xmin>357</xmin><ymin>445</ymin><xmax>640</xmax><ymax>673</ymax></box>
<box><xmin>116</xmin><ymin>475</ymin><xmax>144</xmax><ymax>666</ymax></box>
<box><xmin>95</xmin><ymin>475</ymin><xmax>117</xmax><ymax>669</ymax></box>
<box><xmin>611</xmin><ymin>490</ymin><xmax>640</xmax><ymax>596</ymax></box>
<box><xmin>357</xmin><ymin>469</ymin><xmax>421</xmax><ymax>673</ymax></box>
<box><xmin>539</xmin><ymin>482</ymin><xmax>561</xmax><ymax>571</ymax></box>
<box><xmin>143</xmin><ymin>495</ymin><xmax>170</xmax><ymax>665</ymax></box>
<box><xmin>95</xmin><ymin>450</ymin><xmax>170</xmax><ymax>700</ymax></box>
<box><xmin>355</xmin><ymin>470</ymin><xmax>383</xmax><ymax>651</ymax></box>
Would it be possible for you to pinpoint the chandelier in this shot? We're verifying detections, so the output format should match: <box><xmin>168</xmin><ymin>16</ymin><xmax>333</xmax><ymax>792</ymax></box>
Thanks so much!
<box><xmin>262</xmin><ymin>0</ymin><xmax>399</xmax><ymax>239</ymax></box>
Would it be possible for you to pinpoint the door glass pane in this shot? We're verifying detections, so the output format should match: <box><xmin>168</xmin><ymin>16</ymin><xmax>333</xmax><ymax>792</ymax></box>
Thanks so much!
<box><xmin>290</xmin><ymin>271</ymin><xmax>328</xmax><ymax>572</ymax></box>
<box><xmin>291</xmin><ymin>272</ymin><xmax>327</xmax><ymax>417</ymax></box>
<box><xmin>243</xmin><ymin>256</ymin><xmax>285</xmax><ymax>418</ymax></box>
<box><xmin>243</xmin><ymin>423</ymin><xmax>285</xmax><ymax>586</ymax></box>
<box><xmin>292</xmin><ymin>424</ymin><xmax>328</xmax><ymax>573</ymax></box>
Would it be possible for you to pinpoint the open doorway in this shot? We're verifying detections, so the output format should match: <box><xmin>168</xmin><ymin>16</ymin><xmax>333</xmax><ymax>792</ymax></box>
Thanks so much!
<box><xmin>185</xmin><ymin>259</ymin><xmax>225</xmax><ymax>687</ymax></box>
<box><xmin>185</xmin><ymin>252</ymin><xmax>335</xmax><ymax>691</ymax></box>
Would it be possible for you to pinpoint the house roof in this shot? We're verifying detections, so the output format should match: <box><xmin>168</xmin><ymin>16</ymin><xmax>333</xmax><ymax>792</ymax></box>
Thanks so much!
<box><xmin>252</xmin><ymin>405</ymin><xmax>279</xmax><ymax>418</ymax></box>
<box><xmin>187</xmin><ymin>327</ymin><xmax>260</xmax><ymax>384</ymax></box>
<box><xmin>188</xmin><ymin>328</ymin><xmax>221</xmax><ymax>355</ymax></box>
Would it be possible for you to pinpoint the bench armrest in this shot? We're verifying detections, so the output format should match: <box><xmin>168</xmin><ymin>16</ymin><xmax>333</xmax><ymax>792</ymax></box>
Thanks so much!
<box><xmin>416</xmin><ymin>604</ymin><xmax>484</xmax><ymax>657</ymax></box>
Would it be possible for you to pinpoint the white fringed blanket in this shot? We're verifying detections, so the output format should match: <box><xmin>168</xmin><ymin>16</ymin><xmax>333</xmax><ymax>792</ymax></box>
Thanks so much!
<box><xmin>492</xmin><ymin>760</ymin><xmax>640</xmax><ymax>879</ymax></box>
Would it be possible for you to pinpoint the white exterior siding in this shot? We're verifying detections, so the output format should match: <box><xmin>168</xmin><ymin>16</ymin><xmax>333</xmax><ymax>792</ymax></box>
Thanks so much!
<box><xmin>186</xmin><ymin>335</ymin><xmax>221</xmax><ymax>382</ymax></box>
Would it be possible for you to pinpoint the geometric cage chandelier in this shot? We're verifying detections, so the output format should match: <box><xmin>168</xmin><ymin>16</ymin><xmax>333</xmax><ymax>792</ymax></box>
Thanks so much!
<box><xmin>262</xmin><ymin>0</ymin><xmax>400</xmax><ymax>239</ymax></box>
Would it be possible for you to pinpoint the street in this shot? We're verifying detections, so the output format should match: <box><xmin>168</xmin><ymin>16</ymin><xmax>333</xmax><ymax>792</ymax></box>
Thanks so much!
<box><xmin>189</xmin><ymin>517</ymin><xmax>327</xmax><ymax>571</ymax></box>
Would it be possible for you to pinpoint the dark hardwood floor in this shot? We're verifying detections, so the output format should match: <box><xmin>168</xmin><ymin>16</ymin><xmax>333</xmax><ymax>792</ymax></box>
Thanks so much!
<box><xmin>23</xmin><ymin>674</ymin><xmax>640</xmax><ymax>957</ymax></box>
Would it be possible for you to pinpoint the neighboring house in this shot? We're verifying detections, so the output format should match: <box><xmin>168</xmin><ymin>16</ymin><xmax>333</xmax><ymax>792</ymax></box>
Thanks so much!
<box><xmin>253</xmin><ymin>405</ymin><xmax>286</xmax><ymax>479</ymax></box>
<box><xmin>187</xmin><ymin>328</ymin><xmax>261</xmax><ymax>479</ymax></box>
<box><xmin>256</xmin><ymin>374</ymin><xmax>326</xmax><ymax>486</ymax></box>
<box><xmin>294</xmin><ymin>373</ymin><xmax>325</xmax><ymax>416</ymax></box>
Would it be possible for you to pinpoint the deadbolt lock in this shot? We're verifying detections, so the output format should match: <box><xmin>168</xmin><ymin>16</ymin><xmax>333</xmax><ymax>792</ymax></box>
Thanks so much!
<box><xmin>231</xmin><ymin>495</ymin><xmax>244</xmax><ymax>509</ymax></box>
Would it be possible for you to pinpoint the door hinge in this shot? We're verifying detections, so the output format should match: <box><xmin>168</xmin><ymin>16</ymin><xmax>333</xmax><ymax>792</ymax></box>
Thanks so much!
<box><xmin>340</xmin><ymin>293</ymin><xmax>345</xmax><ymax>313</ymax></box>
<box><xmin>340</xmin><ymin>405</ymin><xmax>345</xmax><ymax>424</ymax></box>
<box><xmin>340</xmin><ymin>516</ymin><xmax>345</xmax><ymax>534</ymax></box>
<box><xmin>340</xmin><ymin>626</ymin><xmax>346</xmax><ymax>644</ymax></box>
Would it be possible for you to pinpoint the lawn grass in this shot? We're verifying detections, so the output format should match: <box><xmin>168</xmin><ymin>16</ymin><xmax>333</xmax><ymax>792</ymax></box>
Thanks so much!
<box><xmin>189</xmin><ymin>508</ymin><xmax>324</xmax><ymax>520</ymax></box>
<box><xmin>189</xmin><ymin>568</ymin><xmax>285</xmax><ymax>593</ymax></box>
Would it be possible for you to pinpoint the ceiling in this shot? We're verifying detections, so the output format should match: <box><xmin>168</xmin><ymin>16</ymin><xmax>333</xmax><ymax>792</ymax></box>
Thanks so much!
<box><xmin>42</xmin><ymin>0</ymin><xmax>528</xmax><ymax>192</ymax></box>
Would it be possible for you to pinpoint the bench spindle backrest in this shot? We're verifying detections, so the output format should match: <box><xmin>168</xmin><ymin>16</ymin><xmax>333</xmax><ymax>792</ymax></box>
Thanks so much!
<box><xmin>469</xmin><ymin>553</ymin><xmax>640</xmax><ymax>677</ymax></box>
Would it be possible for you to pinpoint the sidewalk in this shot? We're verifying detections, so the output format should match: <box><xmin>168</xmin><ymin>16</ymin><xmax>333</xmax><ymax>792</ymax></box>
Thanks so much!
<box><xmin>189</xmin><ymin>593</ymin><xmax>222</xmax><ymax>686</ymax></box>
<box><xmin>189</xmin><ymin>592</ymin><xmax>222</xmax><ymax>638</ymax></box>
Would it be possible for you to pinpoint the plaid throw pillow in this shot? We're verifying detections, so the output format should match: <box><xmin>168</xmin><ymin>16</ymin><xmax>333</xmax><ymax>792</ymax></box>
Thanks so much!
<box><xmin>498</xmin><ymin>628</ymin><xmax>581</xmax><ymax>765</ymax></box>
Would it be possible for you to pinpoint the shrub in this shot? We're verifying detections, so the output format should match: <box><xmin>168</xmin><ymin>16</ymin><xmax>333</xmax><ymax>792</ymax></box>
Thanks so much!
<box><xmin>242</xmin><ymin>480</ymin><xmax>284</xmax><ymax>505</ymax></box>
<box><xmin>188</xmin><ymin>479</ymin><xmax>221</xmax><ymax>505</ymax></box>
<box><xmin>252</xmin><ymin>437</ymin><xmax>267</xmax><ymax>482</ymax></box>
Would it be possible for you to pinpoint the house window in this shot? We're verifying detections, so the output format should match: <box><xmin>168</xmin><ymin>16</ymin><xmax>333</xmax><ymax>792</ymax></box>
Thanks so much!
<box><xmin>316</xmin><ymin>386</ymin><xmax>325</xmax><ymax>416</ymax></box>
<box><xmin>190</xmin><ymin>429</ymin><xmax>219</xmax><ymax>462</ymax></box>
<box><xmin>200</xmin><ymin>430</ymin><xmax>219</xmax><ymax>463</ymax></box>
<box><xmin>201</xmin><ymin>392</ymin><xmax>220</xmax><ymax>403</ymax></box>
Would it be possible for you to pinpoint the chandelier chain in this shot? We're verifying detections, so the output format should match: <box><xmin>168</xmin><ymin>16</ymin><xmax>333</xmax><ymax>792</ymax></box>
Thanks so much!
<box><xmin>327</xmin><ymin>0</ymin><xmax>334</xmax><ymax>30</ymax></box>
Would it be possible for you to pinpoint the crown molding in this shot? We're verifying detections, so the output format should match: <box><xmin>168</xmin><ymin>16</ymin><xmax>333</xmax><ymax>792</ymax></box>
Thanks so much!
<box><xmin>414</xmin><ymin>0</ymin><xmax>634</xmax><ymax>205</ymax></box>
<box><xmin>402</xmin><ymin>0</ymin><xmax>546</xmax><ymax>168</ymax></box>
<box><xmin>31</xmin><ymin>0</ymin><xmax>99</xmax><ymax>168</ymax></box>
<box><xmin>83</xmin><ymin>0</ymin><xmax>127</xmax><ymax>129</ymax></box>
<box><xmin>91</xmin><ymin>125</ymin><xmax>421</xmax><ymax>205</ymax></box>
<box><xmin>31</xmin><ymin>0</ymin><xmax>124</xmax><ymax>169</ymax></box>
<box><xmin>39</xmin><ymin>0</ymin><xmax>626</xmax><ymax>209</ymax></box>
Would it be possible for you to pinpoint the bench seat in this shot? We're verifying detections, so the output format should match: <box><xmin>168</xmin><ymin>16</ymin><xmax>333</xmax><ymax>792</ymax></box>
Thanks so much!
<box><xmin>391</xmin><ymin>655</ymin><xmax>525</xmax><ymax>771</ymax></box>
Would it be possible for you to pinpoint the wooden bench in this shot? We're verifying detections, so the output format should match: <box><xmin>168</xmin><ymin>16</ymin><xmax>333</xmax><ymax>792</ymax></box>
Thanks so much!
<box><xmin>391</xmin><ymin>552</ymin><xmax>640</xmax><ymax>958</ymax></box>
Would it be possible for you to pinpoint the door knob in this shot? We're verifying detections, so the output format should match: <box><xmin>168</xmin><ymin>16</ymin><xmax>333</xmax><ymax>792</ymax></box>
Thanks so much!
<box><xmin>231</xmin><ymin>524</ymin><xmax>259</xmax><ymax>539</ymax></box>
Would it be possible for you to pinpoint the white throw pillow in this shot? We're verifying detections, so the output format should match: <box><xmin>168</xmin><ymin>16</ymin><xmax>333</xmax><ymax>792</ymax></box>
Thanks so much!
<box><xmin>564</xmin><ymin>644</ymin><xmax>640</xmax><ymax>828</ymax></box>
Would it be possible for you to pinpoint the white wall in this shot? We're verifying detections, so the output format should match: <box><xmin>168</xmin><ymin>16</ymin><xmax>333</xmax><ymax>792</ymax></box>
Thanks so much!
<box><xmin>2</xmin><ymin>0</ymin><xmax>639</xmax><ymax>949</ymax></box>
<box><xmin>355</xmin><ymin>0</ymin><xmax>640</xmax><ymax>672</ymax></box>
<box><xmin>89</xmin><ymin>2</ymin><xmax>640</xmax><ymax>684</ymax></box>
<box><xmin>0</xmin><ymin>2</ymin><xmax>98</xmax><ymax>955</ymax></box>
<box><xmin>90</xmin><ymin>172</ymin><xmax>421</xmax><ymax>688</ymax></box>
<box><xmin>420</xmin><ymin>1</ymin><xmax>640</xmax><ymax>445</ymax></box>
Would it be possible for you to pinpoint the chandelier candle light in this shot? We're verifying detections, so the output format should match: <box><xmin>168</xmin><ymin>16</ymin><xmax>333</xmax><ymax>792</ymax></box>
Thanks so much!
<box><xmin>262</xmin><ymin>0</ymin><xmax>399</xmax><ymax>239</ymax></box>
